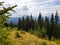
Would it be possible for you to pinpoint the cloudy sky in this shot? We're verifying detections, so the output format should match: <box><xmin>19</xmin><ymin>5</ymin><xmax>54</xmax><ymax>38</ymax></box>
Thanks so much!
<box><xmin>0</xmin><ymin>0</ymin><xmax>60</xmax><ymax>17</ymax></box>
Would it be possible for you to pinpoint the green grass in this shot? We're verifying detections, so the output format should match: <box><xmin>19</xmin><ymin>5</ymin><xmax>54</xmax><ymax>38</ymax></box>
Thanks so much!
<box><xmin>0</xmin><ymin>28</ymin><xmax>58</xmax><ymax>45</ymax></box>
<box><xmin>55</xmin><ymin>39</ymin><xmax>60</xmax><ymax>45</ymax></box>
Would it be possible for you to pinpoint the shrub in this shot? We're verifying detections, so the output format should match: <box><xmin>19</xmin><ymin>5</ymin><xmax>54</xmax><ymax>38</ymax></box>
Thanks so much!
<box><xmin>15</xmin><ymin>32</ymin><xmax>21</xmax><ymax>38</ymax></box>
<box><xmin>41</xmin><ymin>41</ymin><xmax>47</xmax><ymax>45</ymax></box>
<box><xmin>0</xmin><ymin>27</ymin><xmax>13</xmax><ymax>45</ymax></box>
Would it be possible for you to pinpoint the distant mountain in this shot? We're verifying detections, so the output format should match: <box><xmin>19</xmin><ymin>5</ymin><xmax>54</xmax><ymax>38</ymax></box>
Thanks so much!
<box><xmin>7</xmin><ymin>17</ymin><xmax>19</xmax><ymax>24</ymax></box>
<box><xmin>7</xmin><ymin>15</ymin><xmax>60</xmax><ymax>24</ymax></box>
<box><xmin>7</xmin><ymin>15</ymin><xmax>38</xmax><ymax>24</ymax></box>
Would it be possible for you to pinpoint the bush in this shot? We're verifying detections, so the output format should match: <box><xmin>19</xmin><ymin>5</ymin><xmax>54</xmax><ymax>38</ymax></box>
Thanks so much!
<box><xmin>29</xmin><ymin>27</ymin><xmax>46</xmax><ymax>38</ymax></box>
<box><xmin>0</xmin><ymin>27</ymin><xmax>13</xmax><ymax>45</ymax></box>
<box><xmin>15</xmin><ymin>32</ymin><xmax>21</xmax><ymax>38</ymax></box>
<box><xmin>41</xmin><ymin>41</ymin><xmax>47</xmax><ymax>45</ymax></box>
<box><xmin>4</xmin><ymin>39</ymin><xmax>14</xmax><ymax>45</ymax></box>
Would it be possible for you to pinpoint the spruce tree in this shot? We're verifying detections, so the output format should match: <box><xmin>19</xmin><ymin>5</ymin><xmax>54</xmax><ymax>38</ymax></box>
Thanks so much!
<box><xmin>41</xmin><ymin>17</ymin><xmax>44</xmax><ymax>28</ymax></box>
<box><xmin>21</xmin><ymin>16</ymin><xmax>26</xmax><ymax>30</ymax></box>
<box><xmin>0</xmin><ymin>2</ymin><xmax>17</xmax><ymax>27</ymax></box>
<box><xmin>38</xmin><ymin>12</ymin><xmax>42</xmax><ymax>30</ymax></box>
<box><xmin>48</xmin><ymin>13</ymin><xmax>54</xmax><ymax>40</ymax></box>
<box><xmin>44</xmin><ymin>16</ymin><xmax>50</xmax><ymax>36</ymax></box>
<box><xmin>55</xmin><ymin>11</ymin><xmax>59</xmax><ymax>24</ymax></box>
<box><xmin>30</xmin><ymin>15</ymin><xmax>35</xmax><ymax>30</ymax></box>
<box><xmin>34</xmin><ymin>19</ymin><xmax>38</xmax><ymax>30</ymax></box>
<box><xmin>18</xmin><ymin>18</ymin><xmax>21</xmax><ymax>30</ymax></box>
<box><xmin>25</xmin><ymin>16</ymin><xmax>30</xmax><ymax>32</ymax></box>
<box><xmin>54</xmin><ymin>11</ymin><xmax>60</xmax><ymax>38</ymax></box>
<box><xmin>0</xmin><ymin>2</ymin><xmax>17</xmax><ymax>45</ymax></box>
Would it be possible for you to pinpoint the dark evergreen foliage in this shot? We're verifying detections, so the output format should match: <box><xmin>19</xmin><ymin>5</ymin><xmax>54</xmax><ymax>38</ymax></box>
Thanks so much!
<box><xmin>30</xmin><ymin>15</ymin><xmax>35</xmax><ymax>30</ymax></box>
<box><xmin>21</xmin><ymin>16</ymin><xmax>26</xmax><ymax>30</ymax></box>
<box><xmin>54</xmin><ymin>11</ymin><xmax>59</xmax><ymax>38</ymax></box>
<box><xmin>38</xmin><ymin>12</ymin><xmax>43</xmax><ymax>29</ymax></box>
<box><xmin>18</xmin><ymin>18</ymin><xmax>21</xmax><ymax>30</ymax></box>
<box><xmin>55</xmin><ymin>11</ymin><xmax>59</xmax><ymax>24</ymax></box>
<box><xmin>44</xmin><ymin>16</ymin><xmax>50</xmax><ymax>35</ymax></box>
<box><xmin>25</xmin><ymin>16</ymin><xmax>30</xmax><ymax>32</ymax></box>
<box><xmin>0</xmin><ymin>2</ymin><xmax>17</xmax><ymax>27</ymax></box>
<box><xmin>48</xmin><ymin>13</ymin><xmax>55</xmax><ymax>40</ymax></box>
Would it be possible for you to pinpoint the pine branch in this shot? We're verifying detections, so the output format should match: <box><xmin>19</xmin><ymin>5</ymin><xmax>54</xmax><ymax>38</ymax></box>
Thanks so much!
<box><xmin>0</xmin><ymin>5</ymin><xmax>17</xmax><ymax>15</ymax></box>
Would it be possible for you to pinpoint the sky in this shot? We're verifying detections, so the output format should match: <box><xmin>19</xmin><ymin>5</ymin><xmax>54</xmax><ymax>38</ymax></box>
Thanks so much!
<box><xmin>0</xmin><ymin>0</ymin><xmax>60</xmax><ymax>17</ymax></box>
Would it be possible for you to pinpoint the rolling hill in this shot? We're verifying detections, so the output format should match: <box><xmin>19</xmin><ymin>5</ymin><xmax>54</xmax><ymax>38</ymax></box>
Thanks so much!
<box><xmin>7</xmin><ymin>28</ymin><xmax>57</xmax><ymax>45</ymax></box>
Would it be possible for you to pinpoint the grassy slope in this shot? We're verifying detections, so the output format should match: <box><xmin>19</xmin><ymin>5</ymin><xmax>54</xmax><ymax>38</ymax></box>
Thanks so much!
<box><xmin>8</xmin><ymin>29</ymin><xmax>57</xmax><ymax>45</ymax></box>
<box><xmin>55</xmin><ymin>39</ymin><xmax>60</xmax><ymax>45</ymax></box>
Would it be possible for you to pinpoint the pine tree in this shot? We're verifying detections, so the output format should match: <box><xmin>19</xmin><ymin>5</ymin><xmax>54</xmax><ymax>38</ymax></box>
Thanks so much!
<box><xmin>41</xmin><ymin>17</ymin><xmax>44</xmax><ymax>28</ymax></box>
<box><xmin>54</xmin><ymin>11</ymin><xmax>60</xmax><ymax>38</ymax></box>
<box><xmin>25</xmin><ymin>16</ymin><xmax>30</xmax><ymax>32</ymax></box>
<box><xmin>55</xmin><ymin>11</ymin><xmax>59</xmax><ymax>24</ymax></box>
<box><xmin>18</xmin><ymin>18</ymin><xmax>21</xmax><ymax>30</ymax></box>
<box><xmin>30</xmin><ymin>15</ymin><xmax>35</xmax><ymax>30</ymax></box>
<box><xmin>38</xmin><ymin>12</ymin><xmax>43</xmax><ymax>30</ymax></box>
<box><xmin>48</xmin><ymin>13</ymin><xmax>54</xmax><ymax>40</ymax></box>
<box><xmin>21</xmin><ymin>16</ymin><xmax>26</xmax><ymax>30</ymax></box>
<box><xmin>0</xmin><ymin>2</ymin><xmax>17</xmax><ymax>27</ymax></box>
<box><xmin>34</xmin><ymin>19</ymin><xmax>38</xmax><ymax>30</ymax></box>
<box><xmin>44</xmin><ymin>16</ymin><xmax>50</xmax><ymax>36</ymax></box>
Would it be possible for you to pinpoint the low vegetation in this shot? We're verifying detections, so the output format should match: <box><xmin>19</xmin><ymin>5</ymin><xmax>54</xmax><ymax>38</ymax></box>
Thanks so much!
<box><xmin>7</xmin><ymin>29</ymin><xmax>57</xmax><ymax>45</ymax></box>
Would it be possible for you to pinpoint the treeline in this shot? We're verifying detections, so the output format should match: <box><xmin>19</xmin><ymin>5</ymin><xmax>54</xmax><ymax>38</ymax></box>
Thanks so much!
<box><xmin>7</xmin><ymin>11</ymin><xmax>60</xmax><ymax>40</ymax></box>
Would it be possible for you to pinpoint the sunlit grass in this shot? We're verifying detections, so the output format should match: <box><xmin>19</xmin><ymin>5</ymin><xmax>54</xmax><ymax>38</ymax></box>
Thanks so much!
<box><xmin>55</xmin><ymin>39</ymin><xmax>60</xmax><ymax>45</ymax></box>
<box><xmin>7</xmin><ymin>28</ymin><xmax>57</xmax><ymax>45</ymax></box>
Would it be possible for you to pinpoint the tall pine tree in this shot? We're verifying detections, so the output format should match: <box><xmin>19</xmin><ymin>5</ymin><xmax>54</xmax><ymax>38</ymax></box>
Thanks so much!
<box><xmin>44</xmin><ymin>16</ymin><xmax>50</xmax><ymax>37</ymax></box>
<box><xmin>18</xmin><ymin>18</ymin><xmax>21</xmax><ymax>30</ymax></box>
<box><xmin>54</xmin><ymin>11</ymin><xmax>60</xmax><ymax>38</ymax></box>
<box><xmin>55</xmin><ymin>11</ymin><xmax>59</xmax><ymax>24</ymax></box>
<box><xmin>0</xmin><ymin>2</ymin><xmax>17</xmax><ymax>27</ymax></box>
<box><xmin>38</xmin><ymin>12</ymin><xmax>43</xmax><ymax>30</ymax></box>
<box><xmin>30</xmin><ymin>15</ymin><xmax>35</xmax><ymax>30</ymax></box>
<box><xmin>21</xmin><ymin>16</ymin><xmax>26</xmax><ymax>30</ymax></box>
<box><xmin>48</xmin><ymin>13</ymin><xmax>54</xmax><ymax>40</ymax></box>
<box><xmin>25</xmin><ymin>16</ymin><xmax>30</xmax><ymax>32</ymax></box>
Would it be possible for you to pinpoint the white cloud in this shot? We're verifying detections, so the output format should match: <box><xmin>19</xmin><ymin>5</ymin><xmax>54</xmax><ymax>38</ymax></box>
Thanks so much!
<box><xmin>0</xmin><ymin>0</ymin><xmax>60</xmax><ymax>17</ymax></box>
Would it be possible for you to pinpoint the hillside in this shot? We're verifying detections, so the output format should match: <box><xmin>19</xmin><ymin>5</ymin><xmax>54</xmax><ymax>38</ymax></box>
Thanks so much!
<box><xmin>7</xmin><ymin>29</ymin><xmax>57</xmax><ymax>45</ymax></box>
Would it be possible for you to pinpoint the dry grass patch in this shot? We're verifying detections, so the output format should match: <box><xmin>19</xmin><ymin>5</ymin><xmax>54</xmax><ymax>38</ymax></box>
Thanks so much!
<box><xmin>8</xmin><ymin>30</ymin><xmax>57</xmax><ymax>45</ymax></box>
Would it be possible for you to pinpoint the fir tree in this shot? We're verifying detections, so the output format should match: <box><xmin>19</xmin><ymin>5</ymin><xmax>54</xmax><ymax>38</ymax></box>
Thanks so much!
<box><xmin>48</xmin><ymin>13</ymin><xmax>54</xmax><ymax>40</ymax></box>
<box><xmin>38</xmin><ymin>12</ymin><xmax>43</xmax><ymax>29</ymax></box>
<box><xmin>54</xmin><ymin>11</ymin><xmax>59</xmax><ymax>38</ymax></box>
<box><xmin>25</xmin><ymin>16</ymin><xmax>30</xmax><ymax>32</ymax></box>
<box><xmin>0</xmin><ymin>2</ymin><xmax>17</xmax><ymax>27</ymax></box>
<box><xmin>21</xmin><ymin>16</ymin><xmax>26</xmax><ymax>30</ymax></box>
<box><xmin>44</xmin><ymin>16</ymin><xmax>50</xmax><ymax>37</ymax></box>
<box><xmin>30</xmin><ymin>15</ymin><xmax>35</xmax><ymax>30</ymax></box>
<box><xmin>18</xmin><ymin>18</ymin><xmax>21</xmax><ymax>30</ymax></box>
<box><xmin>55</xmin><ymin>11</ymin><xmax>59</xmax><ymax>24</ymax></box>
